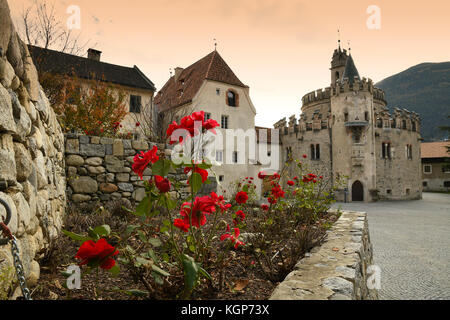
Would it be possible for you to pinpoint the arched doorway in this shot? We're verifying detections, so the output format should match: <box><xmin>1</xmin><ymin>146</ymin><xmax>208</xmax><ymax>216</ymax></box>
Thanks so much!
<box><xmin>352</xmin><ymin>181</ymin><xmax>364</xmax><ymax>202</ymax></box>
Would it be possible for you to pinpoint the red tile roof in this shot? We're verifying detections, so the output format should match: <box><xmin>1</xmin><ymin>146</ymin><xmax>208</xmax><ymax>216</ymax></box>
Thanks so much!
<box><xmin>155</xmin><ymin>50</ymin><xmax>248</xmax><ymax>112</ymax></box>
<box><xmin>421</xmin><ymin>141</ymin><xmax>449</xmax><ymax>158</ymax></box>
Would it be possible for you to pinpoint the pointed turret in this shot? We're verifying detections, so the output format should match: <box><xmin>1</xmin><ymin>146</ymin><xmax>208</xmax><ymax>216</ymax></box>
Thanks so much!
<box><xmin>342</xmin><ymin>54</ymin><xmax>360</xmax><ymax>84</ymax></box>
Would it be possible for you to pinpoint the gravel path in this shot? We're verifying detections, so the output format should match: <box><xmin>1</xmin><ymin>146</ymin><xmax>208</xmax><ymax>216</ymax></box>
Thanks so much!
<box><xmin>332</xmin><ymin>192</ymin><xmax>450</xmax><ymax>300</ymax></box>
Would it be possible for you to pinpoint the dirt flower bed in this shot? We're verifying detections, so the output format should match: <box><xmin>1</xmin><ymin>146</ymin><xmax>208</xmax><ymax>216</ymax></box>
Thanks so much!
<box><xmin>31</xmin><ymin>111</ymin><xmax>342</xmax><ymax>300</ymax></box>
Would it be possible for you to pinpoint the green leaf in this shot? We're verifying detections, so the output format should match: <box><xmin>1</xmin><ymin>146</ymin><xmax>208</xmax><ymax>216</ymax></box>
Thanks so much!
<box><xmin>182</xmin><ymin>254</ymin><xmax>200</xmax><ymax>293</ymax></box>
<box><xmin>123</xmin><ymin>289</ymin><xmax>148</xmax><ymax>297</ymax></box>
<box><xmin>198</xmin><ymin>266</ymin><xmax>212</xmax><ymax>281</ymax></box>
<box><xmin>161</xmin><ymin>194</ymin><xmax>177</xmax><ymax>210</ymax></box>
<box><xmin>62</xmin><ymin>230</ymin><xmax>92</xmax><ymax>244</ymax></box>
<box><xmin>92</xmin><ymin>225</ymin><xmax>111</xmax><ymax>237</ymax></box>
<box><xmin>151</xmin><ymin>264</ymin><xmax>170</xmax><ymax>277</ymax></box>
<box><xmin>152</xmin><ymin>273</ymin><xmax>164</xmax><ymax>285</ymax></box>
<box><xmin>148</xmin><ymin>238</ymin><xmax>162</xmax><ymax>247</ymax></box>
<box><xmin>109</xmin><ymin>264</ymin><xmax>120</xmax><ymax>277</ymax></box>
<box><xmin>134</xmin><ymin>196</ymin><xmax>150</xmax><ymax>217</ymax></box>
<box><xmin>152</xmin><ymin>159</ymin><xmax>172</xmax><ymax>177</ymax></box>
<box><xmin>137</xmin><ymin>230</ymin><xmax>147</xmax><ymax>242</ymax></box>
<box><xmin>196</xmin><ymin>162</ymin><xmax>212</xmax><ymax>170</ymax></box>
<box><xmin>125</xmin><ymin>225</ymin><xmax>139</xmax><ymax>235</ymax></box>
<box><xmin>190</xmin><ymin>172</ymin><xmax>203</xmax><ymax>194</ymax></box>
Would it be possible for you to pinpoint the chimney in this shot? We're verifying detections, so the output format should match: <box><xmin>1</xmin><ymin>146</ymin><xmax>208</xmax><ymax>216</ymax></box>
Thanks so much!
<box><xmin>87</xmin><ymin>48</ymin><xmax>102</xmax><ymax>61</ymax></box>
<box><xmin>174</xmin><ymin>67</ymin><xmax>184</xmax><ymax>81</ymax></box>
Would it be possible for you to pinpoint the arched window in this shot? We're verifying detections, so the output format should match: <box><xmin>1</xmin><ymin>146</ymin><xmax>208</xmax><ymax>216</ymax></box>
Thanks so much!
<box><xmin>335</xmin><ymin>71</ymin><xmax>340</xmax><ymax>81</ymax></box>
<box><xmin>227</xmin><ymin>91</ymin><xmax>236</xmax><ymax>107</ymax></box>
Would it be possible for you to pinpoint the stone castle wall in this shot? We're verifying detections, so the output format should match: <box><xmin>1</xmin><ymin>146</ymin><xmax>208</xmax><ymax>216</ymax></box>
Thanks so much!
<box><xmin>0</xmin><ymin>0</ymin><xmax>65</xmax><ymax>294</ymax></box>
<box><xmin>270</xmin><ymin>211</ymin><xmax>379</xmax><ymax>300</ymax></box>
<box><xmin>275</xmin><ymin>76</ymin><xmax>422</xmax><ymax>202</ymax></box>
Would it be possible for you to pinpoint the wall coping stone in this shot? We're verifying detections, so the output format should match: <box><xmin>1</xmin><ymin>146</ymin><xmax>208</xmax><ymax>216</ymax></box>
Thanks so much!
<box><xmin>270</xmin><ymin>210</ymin><xmax>379</xmax><ymax>300</ymax></box>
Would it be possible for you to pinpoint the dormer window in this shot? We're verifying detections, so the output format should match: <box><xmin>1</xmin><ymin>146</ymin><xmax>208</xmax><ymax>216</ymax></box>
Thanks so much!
<box><xmin>227</xmin><ymin>90</ymin><xmax>237</xmax><ymax>107</ymax></box>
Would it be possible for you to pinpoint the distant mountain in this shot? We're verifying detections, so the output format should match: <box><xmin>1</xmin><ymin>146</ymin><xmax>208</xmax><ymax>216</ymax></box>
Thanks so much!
<box><xmin>376</xmin><ymin>62</ymin><xmax>450</xmax><ymax>142</ymax></box>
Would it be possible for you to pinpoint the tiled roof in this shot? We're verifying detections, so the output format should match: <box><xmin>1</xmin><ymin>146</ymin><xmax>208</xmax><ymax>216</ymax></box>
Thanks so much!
<box><xmin>155</xmin><ymin>50</ymin><xmax>248</xmax><ymax>112</ymax></box>
<box><xmin>421</xmin><ymin>141</ymin><xmax>449</xmax><ymax>158</ymax></box>
<box><xmin>28</xmin><ymin>45</ymin><xmax>156</xmax><ymax>91</ymax></box>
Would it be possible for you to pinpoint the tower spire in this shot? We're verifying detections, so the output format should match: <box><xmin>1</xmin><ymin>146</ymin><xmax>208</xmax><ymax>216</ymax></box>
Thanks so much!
<box><xmin>337</xmin><ymin>29</ymin><xmax>341</xmax><ymax>50</ymax></box>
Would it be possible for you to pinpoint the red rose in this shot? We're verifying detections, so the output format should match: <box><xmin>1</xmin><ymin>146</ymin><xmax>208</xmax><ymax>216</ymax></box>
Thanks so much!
<box><xmin>132</xmin><ymin>146</ymin><xmax>159</xmax><ymax>180</ymax></box>
<box><xmin>235</xmin><ymin>210</ymin><xmax>246</xmax><ymax>221</ymax></box>
<box><xmin>303</xmin><ymin>154</ymin><xmax>307</xmax><ymax>159</ymax></box>
<box><xmin>220</xmin><ymin>228</ymin><xmax>245</xmax><ymax>249</ymax></box>
<box><xmin>261</xmin><ymin>204</ymin><xmax>269</xmax><ymax>211</ymax></box>
<box><xmin>235</xmin><ymin>191</ymin><xmax>249</xmax><ymax>204</ymax></box>
<box><xmin>136</xmin><ymin>122</ymin><xmax>141</xmax><ymax>127</ymax></box>
<box><xmin>166</xmin><ymin>111</ymin><xmax>219</xmax><ymax>145</ymax></box>
<box><xmin>174</xmin><ymin>219</ymin><xmax>190</xmax><ymax>232</ymax></box>
<box><xmin>154</xmin><ymin>175</ymin><xmax>171</xmax><ymax>193</ymax></box>
<box><xmin>258</xmin><ymin>171</ymin><xmax>267</xmax><ymax>179</ymax></box>
<box><xmin>184</xmin><ymin>166</ymin><xmax>208</xmax><ymax>183</ymax></box>
<box><xmin>287</xmin><ymin>180</ymin><xmax>295</xmax><ymax>186</ymax></box>
<box><xmin>75</xmin><ymin>238</ymin><xmax>118</xmax><ymax>270</ymax></box>
<box><xmin>268</xmin><ymin>197</ymin><xmax>277</xmax><ymax>204</ymax></box>
<box><xmin>179</xmin><ymin>195</ymin><xmax>216</xmax><ymax>228</ymax></box>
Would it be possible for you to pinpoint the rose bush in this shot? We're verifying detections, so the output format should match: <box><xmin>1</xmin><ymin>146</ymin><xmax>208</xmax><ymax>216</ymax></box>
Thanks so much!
<box><xmin>62</xmin><ymin>111</ymin><xmax>340</xmax><ymax>300</ymax></box>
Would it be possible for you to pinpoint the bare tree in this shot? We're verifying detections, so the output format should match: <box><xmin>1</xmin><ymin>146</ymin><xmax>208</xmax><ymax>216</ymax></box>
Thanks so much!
<box><xmin>130</xmin><ymin>103</ymin><xmax>195</xmax><ymax>143</ymax></box>
<box><xmin>18</xmin><ymin>0</ymin><xmax>92</xmax><ymax>55</ymax></box>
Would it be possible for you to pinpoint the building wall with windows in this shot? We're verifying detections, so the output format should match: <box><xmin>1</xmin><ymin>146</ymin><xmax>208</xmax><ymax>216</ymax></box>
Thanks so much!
<box><xmin>421</xmin><ymin>142</ymin><xmax>450</xmax><ymax>192</ymax></box>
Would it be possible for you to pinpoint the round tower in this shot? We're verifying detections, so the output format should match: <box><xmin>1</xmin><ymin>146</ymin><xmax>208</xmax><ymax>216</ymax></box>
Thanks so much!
<box><xmin>330</xmin><ymin>53</ymin><xmax>377</xmax><ymax>202</ymax></box>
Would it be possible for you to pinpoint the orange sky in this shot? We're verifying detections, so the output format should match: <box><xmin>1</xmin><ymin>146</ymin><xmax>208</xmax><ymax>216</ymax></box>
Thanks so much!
<box><xmin>8</xmin><ymin>0</ymin><xmax>450</xmax><ymax>127</ymax></box>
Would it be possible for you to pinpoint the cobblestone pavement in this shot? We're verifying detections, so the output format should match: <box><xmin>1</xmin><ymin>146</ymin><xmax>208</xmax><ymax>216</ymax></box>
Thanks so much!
<box><xmin>332</xmin><ymin>193</ymin><xmax>450</xmax><ymax>300</ymax></box>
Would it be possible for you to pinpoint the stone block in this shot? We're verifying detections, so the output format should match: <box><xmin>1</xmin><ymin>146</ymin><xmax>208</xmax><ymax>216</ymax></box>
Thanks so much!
<box><xmin>80</xmin><ymin>143</ymin><xmax>105</xmax><ymax>157</ymax></box>
<box><xmin>66</xmin><ymin>154</ymin><xmax>84</xmax><ymax>167</ymax></box>
<box><xmin>69</xmin><ymin>176</ymin><xmax>98</xmax><ymax>194</ymax></box>
<box><xmin>113</xmin><ymin>140</ymin><xmax>123</xmax><ymax>156</ymax></box>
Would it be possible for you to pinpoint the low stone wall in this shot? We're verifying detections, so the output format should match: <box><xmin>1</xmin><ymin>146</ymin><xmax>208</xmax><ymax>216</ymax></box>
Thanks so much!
<box><xmin>65</xmin><ymin>134</ymin><xmax>162</xmax><ymax>206</ymax></box>
<box><xmin>270</xmin><ymin>211</ymin><xmax>378</xmax><ymax>300</ymax></box>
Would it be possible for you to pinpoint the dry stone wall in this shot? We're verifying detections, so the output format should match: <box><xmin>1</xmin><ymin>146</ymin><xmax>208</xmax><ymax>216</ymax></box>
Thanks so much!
<box><xmin>0</xmin><ymin>0</ymin><xmax>65</xmax><ymax>295</ymax></box>
<box><xmin>65</xmin><ymin>134</ymin><xmax>191</xmax><ymax>206</ymax></box>
<box><xmin>270</xmin><ymin>211</ymin><xmax>379</xmax><ymax>300</ymax></box>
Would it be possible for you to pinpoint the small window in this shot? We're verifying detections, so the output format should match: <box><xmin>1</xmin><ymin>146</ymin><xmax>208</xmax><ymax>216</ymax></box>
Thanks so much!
<box><xmin>382</xmin><ymin>142</ymin><xmax>392</xmax><ymax>159</ymax></box>
<box><xmin>232</xmin><ymin>151</ymin><xmax>238</xmax><ymax>163</ymax></box>
<box><xmin>412</xmin><ymin>121</ymin><xmax>417</xmax><ymax>132</ymax></box>
<box><xmin>216</xmin><ymin>151</ymin><xmax>223</xmax><ymax>163</ymax></box>
<box><xmin>130</xmin><ymin>95</ymin><xmax>142</xmax><ymax>113</ymax></box>
<box><xmin>310</xmin><ymin>144</ymin><xmax>320</xmax><ymax>160</ymax></box>
<box><xmin>204</xmin><ymin>113</ymin><xmax>211</xmax><ymax>121</ymax></box>
<box><xmin>227</xmin><ymin>91</ymin><xmax>236</xmax><ymax>107</ymax></box>
<box><xmin>402</xmin><ymin>120</ymin><xmax>407</xmax><ymax>130</ymax></box>
<box><xmin>344</xmin><ymin>112</ymin><xmax>349</xmax><ymax>122</ymax></box>
<box><xmin>221</xmin><ymin>115</ymin><xmax>229</xmax><ymax>129</ymax></box>
<box><xmin>216</xmin><ymin>89</ymin><xmax>220</xmax><ymax>95</ymax></box>
<box><xmin>423</xmin><ymin>165</ymin><xmax>432</xmax><ymax>174</ymax></box>
<box><xmin>386</xmin><ymin>189</ymin><xmax>392</xmax><ymax>194</ymax></box>
<box><xmin>219</xmin><ymin>175</ymin><xmax>224</xmax><ymax>182</ymax></box>
<box><xmin>444</xmin><ymin>181</ymin><xmax>450</xmax><ymax>188</ymax></box>
<box><xmin>365</xmin><ymin>112</ymin><xmax>369</xmax><ymax>122</ymax></box>
<box><xmin>442</xmin><ymin>164</ymin><xmax>450</xmax><ymax>173</ymax></box>
<box><xmin>406</xmin><ymin>189</ymin><xmax>410</xmax><ymax>195</ymax></box>
<box><xmin>423</xmin><ymin>181</ymin><xmax>428</xmax><ymax>187</ymax></box>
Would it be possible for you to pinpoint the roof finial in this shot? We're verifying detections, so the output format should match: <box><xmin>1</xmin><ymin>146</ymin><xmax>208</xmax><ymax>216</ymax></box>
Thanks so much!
<box><xmin>169</xmin><ymin>68</ymin><xmax>173</xmax><ymax>77</ymax></box>
<box><xmin>348</xmin><ymin>41</ymin><xmax>351</xmax><ymax>54</ymax></box>
<box><xmin>213</xmin><ymin>38</ymin><xmax>217</xmax><ymax>51</ymax></box>
<box><xmin>337</xmin><ymin>29</ymin><xmax>341</xmax><ymax>50</ymax></box>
